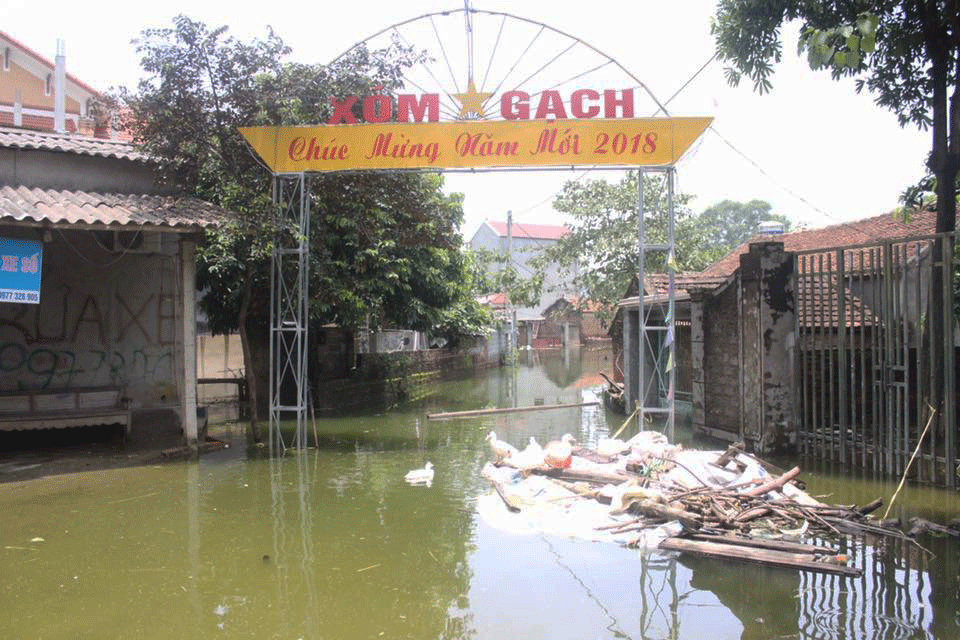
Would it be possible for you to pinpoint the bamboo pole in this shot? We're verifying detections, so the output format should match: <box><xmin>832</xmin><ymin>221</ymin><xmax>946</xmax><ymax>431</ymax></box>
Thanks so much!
<box><xmin>427</xmin><ymin>401</ymin><xmax>598</xmax><ymax>420</ymax></box>
<box><xmin>881</xmin><ymin>407</ymin><xmax>936</xmax><ymax>520</ymax></box>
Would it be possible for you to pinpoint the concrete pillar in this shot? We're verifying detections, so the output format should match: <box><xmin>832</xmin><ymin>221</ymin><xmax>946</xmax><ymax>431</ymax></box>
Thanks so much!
<box><xmin>53</xmin><ymin>40</ymin><xmax>66</xmax><ymax>133</ymax></box>
<box><xmin>181</xmin><ymin>238</ymin><xmax>198</xmax><ymax>445</ymax></box>
<box><xmin>690</xmin><ymin>291</ymin><xmax>706</xmax><ymax>434</ymax></box>
<box><xmin>738</xmin><ymin>242</ymin><xmax>795</xmax><ymax>453</ymax></box>
<box><xmin>623</xmin><ymin>309</ymin><xmax>636</xmax><ymax>414</ymax></box>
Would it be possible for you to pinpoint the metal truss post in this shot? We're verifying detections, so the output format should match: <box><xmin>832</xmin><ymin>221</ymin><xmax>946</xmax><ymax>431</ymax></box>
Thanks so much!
<box><xmin>270</xmin><ymin>173</ymin><xmax>311</xmax><ymax>451</ymax></box>
<box><xmin>636</xmin><ymin>167</ymin><xmax>677</xmax><ymax>442</ymax></box>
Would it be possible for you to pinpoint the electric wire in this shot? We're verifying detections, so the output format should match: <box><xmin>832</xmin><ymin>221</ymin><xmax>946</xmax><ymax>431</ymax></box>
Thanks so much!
<box><xmin>56</xmin><ymin>227</ymin><xmax>145</xmax><ymax>268</ymax></box>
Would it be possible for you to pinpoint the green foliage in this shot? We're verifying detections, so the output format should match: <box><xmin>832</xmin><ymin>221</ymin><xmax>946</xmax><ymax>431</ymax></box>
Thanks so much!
<box><xmin>120</xmin><ymin>16</ymin><xmax>488</xmax><ymax>342</ymax></box>
<box><xmin>711</xmin><ymin>1</ymin><xmax>959</xmax><ymax>233</ymax></box>
<box><xmin>466</xmin><ymin>247</ymin><xmax>544</xmax><ymax>309</ymax></box>
<box><xmin>541</xmin><ymin>171</ymin><xmax>784</xmax><ymax>318</ymax></box>
<box><xmin>695</xmin><ymin>199</ymin><xmax>791</xmax><ymax>266</ymax></box>
<box><xmin>897</xmin><ymin>173</ymin><xmax>960</xmax><ymax>221</ymax></box>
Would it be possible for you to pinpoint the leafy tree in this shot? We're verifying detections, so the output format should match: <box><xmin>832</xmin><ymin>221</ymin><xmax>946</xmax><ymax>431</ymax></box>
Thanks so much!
<box><xmin>711</xmin><ymin>1</ymin><xmax>959</xmax><ymax>235</ymax></box>
<box><xmin>121</xmin><ymin>17</ymin><xmax>487</xmax><ymax>437</ymax></box>
<box><xmin>541</xmin><ymin>172</ymin><xmax>695</xmax><ymax>318</ymax></box>
<box><xmin>696</xmin><ymin>199</ymin><xmax>792</xmax><ymax>266</ymax></box>
<box><xmin>542</xmin><ymin>172</ymin><xmax>786</xmax><ymax>318</ymax></box>
<box><xmin>466</xmin><ymin>247</ymin><xmax>545</xmax><ymax>310</ymax></box>
<box><xmin>712</xmin><ymin>1</ymin><xmax>959</xmax><ymax>424</ymax></box>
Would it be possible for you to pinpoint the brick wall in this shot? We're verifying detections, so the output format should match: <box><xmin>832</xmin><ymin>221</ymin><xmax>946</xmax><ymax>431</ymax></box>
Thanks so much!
<box><xmin>697</xmin><ymin>279</ymin><xmax>742</xmax><ymax>437</ymax></box>
<box><xmin>312</xmin><ymin>337</ymin><xmax>503</xmax><ymax>413</ymax></box>
<box><xmin>692</xmin><ymin>242</ymin><xmax>797</xmax><ymax>453</ymax></box>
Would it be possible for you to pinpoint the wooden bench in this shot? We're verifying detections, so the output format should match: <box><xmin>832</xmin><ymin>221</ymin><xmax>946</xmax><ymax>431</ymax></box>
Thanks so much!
<box><xmin>0</xmin><ymin>386</ymin><xmax>131</xmax><ymax>434</ymax></box>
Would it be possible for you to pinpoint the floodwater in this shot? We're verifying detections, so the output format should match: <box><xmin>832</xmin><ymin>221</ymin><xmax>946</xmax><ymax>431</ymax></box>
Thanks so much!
<box><xmin>2</xmin><ymin>347</ymin><xmax>959</xmax><ymax>640</ymax></box>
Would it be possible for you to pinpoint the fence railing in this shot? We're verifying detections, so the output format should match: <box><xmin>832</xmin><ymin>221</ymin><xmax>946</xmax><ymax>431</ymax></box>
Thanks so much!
<box><xmin>794</xmin><ymin>233</ymin><xmax>957</xmax><ymax>486</ymax></box>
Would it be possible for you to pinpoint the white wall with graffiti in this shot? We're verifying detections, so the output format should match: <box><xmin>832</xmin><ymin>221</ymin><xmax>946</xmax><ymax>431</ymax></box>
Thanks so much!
<box><xmin>0</xmin><ymin>228</ymin><xmax>184</xmax><ymax>410</ymax></box>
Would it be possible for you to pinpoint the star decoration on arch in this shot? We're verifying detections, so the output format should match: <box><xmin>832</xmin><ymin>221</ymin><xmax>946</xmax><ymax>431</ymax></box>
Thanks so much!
<box><xmin>452</xmin><ymin>80</ymin><xmax>494</xmax><ymax>119</ymax></box>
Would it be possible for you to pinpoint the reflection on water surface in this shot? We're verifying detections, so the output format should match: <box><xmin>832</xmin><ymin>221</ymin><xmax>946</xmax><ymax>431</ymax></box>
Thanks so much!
<box><xmin>1</xmin><ymin>347</ymin><xmax>957</xmax><ymax>639</ymax></box>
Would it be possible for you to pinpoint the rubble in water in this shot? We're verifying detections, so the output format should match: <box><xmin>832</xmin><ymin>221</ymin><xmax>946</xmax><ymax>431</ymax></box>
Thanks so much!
<box><xmin>478</xmin><ymin>433</ymin><xmax>910</xmax><ymax>577</ymax></box>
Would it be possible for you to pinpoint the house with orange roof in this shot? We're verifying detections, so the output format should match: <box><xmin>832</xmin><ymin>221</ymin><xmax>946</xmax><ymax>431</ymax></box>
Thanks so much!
<box><xmin>612</xmin><ymin>208</ymin><xmax>957</xmax><ymax>482</ymax></box>
<box><xmin>0</xmin><ymin>31</ymin><xmax>121</xmax><ymax>138</ymax></box>
<box><xmin>470</xmin><ymin>218</ymin><xmax>580</xmax><ymax>346</ymax></box>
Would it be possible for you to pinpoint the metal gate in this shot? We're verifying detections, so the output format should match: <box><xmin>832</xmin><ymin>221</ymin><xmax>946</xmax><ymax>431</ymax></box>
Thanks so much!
<box><xmin>795</xmin><ymin>234</ymin><xmax>957</xmax><ymax>486</ymax></box>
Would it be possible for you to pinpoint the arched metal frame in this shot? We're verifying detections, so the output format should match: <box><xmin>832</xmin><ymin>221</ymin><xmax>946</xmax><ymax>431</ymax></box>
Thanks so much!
<box><xmin>268</xmin><ymin>5</ymin><xmax>684</xmax><ymax>449</ymax></box>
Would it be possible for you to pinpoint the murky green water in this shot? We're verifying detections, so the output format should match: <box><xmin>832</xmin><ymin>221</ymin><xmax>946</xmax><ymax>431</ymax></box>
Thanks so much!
<box><xmin>2</xmin><ymin>347</ymin><xmax>959</xmax><ymax>640</ymax></box>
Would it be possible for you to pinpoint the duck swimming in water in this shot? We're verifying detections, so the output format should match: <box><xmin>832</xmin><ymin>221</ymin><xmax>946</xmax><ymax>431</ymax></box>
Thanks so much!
<box><xmin>404</xmin><ymin>462</ymin><xmax>434</xmax><ymax>486</ymax></box>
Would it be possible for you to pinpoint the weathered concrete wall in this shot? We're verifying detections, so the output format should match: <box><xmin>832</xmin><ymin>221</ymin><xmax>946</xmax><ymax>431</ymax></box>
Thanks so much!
<box><xmin>692</xmin><ymin>242</ymin><xmax>796</xmax><ymax>452</ymax></box>
<box><xmin>756</xmin><ymin>242</ymin><xmax>796</xmax><ymax>452</ymax></box>
<box><xmin>690</xmin><ymin>292</ymin><xmax>705</xmax><ymax>431</ymax></box>
<box><xmin>0</xmin><ymin>227</ymin><xmax>184</xmax><ymax>412</ymax></box>
<box><xmin>0</xmin><ymin>148</ymin><xmax>168</xmax><ymax>194</ymax></box>
<box><xmin>740</xmin><ymin>248</ymin><xmax>763</xmax><ymax>444</ymax></box>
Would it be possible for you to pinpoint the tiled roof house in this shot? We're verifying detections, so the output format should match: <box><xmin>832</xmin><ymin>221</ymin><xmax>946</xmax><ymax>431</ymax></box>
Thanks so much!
<box><xmin>700</xmin><ymin>208</ymin><xmax>938</xmax><ymax>278</ymax></box>
<box><xmin>0</xmin><ymin>31</ymin><xmax>125</xmax><ymax>139</ymax></box>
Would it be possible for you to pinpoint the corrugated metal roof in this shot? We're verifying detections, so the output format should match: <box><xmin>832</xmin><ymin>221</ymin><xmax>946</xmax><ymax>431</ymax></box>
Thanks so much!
<box><xmin>0</xmin><ymin>126</ymin><xmax>145</xmax><ymax>161</ymax></box>
<box><xmin>0</xmin><ymin>185</ymin><xmax>223</xmax><ymax>230</ymax></box>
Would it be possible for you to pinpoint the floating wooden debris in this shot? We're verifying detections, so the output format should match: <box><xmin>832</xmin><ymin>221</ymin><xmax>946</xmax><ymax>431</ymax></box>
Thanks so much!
<box><xmin>475</xmin><ymin>430</ymin><xmax>957</xmax><ymax>577</ymax></box>
<box><xmin>427</xmin><ymin>401</ymin><xmax>599</xmax><ymax>420</ymax></box>
<box><xmin>659</xmin><ymin>537</ymin><xmax>860</xmax><ymax>577</ymax></box>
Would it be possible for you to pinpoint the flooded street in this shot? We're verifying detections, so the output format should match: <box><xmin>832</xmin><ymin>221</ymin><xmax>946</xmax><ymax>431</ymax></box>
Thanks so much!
<box><xmin>2</xmin><ymin>347</ymin><xmax>959</xmax><ymax>640</ymax></box>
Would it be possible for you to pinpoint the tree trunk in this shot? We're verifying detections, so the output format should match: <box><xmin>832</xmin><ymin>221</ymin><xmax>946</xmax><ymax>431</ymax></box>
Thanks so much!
<box><xmin>925</xmin><ymin>32</ymin><xmax>956</xmax><ymax>458</ymax></box>
<box><xmin>238</xmin><ymin>261</ymin><xmax>261</xmax><ymax>443</ymax></box>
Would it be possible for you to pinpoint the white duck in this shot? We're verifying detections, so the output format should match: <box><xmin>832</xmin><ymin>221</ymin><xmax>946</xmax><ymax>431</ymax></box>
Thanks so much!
<box><xmin>404</xmin><ymin>462</ymin><xmax>434</xmax><ymax>486</ymax></box>
<box><xmin>596</xmin><ymin>437</ymin><xmax>630</xmax><ymax>458</ymax></box>
<box><xmin>486</xmin><ymin>431</ymin><xmax>518</xmax><ymax>462</ymax></box>
<box><xmin>543</xmin><ymin>434</ymin><xmax>576</xmax><ymax>469</ymax></box>
<box><xmin>509</xmin><ymin>436</ymin><xmax>546</xmax><ymax>471</ymax></box>
<box><xmin>523</xmin><ymin>436</ymin><xmax>543</xmax><ymax>455</ymax></box>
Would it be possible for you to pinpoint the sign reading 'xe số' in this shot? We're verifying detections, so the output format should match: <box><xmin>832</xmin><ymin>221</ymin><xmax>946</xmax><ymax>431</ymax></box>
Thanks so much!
<box><xmin>0</xmin><ymin>237</ymin><xmax>42</xmax><ymax>304</ymax></box>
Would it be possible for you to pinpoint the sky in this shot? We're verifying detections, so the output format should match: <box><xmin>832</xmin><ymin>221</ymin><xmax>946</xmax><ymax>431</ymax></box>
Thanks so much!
<box><xmin>1</xmin><ymin>0</ymin><xmax>932</xmax><ymax>240</ymax></box>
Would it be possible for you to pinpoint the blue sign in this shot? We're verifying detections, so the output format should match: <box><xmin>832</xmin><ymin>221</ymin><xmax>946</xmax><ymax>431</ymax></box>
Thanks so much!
<box><xmin>0</xmin><ymin>237</ymin><xmax>42</xmax><ymax>304</ymax></box>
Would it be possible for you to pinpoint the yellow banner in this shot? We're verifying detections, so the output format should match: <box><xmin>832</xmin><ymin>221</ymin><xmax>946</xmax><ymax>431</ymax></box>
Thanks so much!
<box><xmin>239</xmin><ymin>117</ymin><xmax>712</xmax><ymax>173</ymax></box>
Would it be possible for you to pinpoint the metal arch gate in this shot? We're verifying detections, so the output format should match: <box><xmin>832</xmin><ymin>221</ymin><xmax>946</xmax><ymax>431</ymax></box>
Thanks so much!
<box><xmin>261</xmin><ymin>5</ymin><xmax>702</xmax><ymax>450</ymax></box>
<box><xmin>268</xmin><ymin>166</ymin><xmax>681</xmax><ymax>450</ymax></box>
<box><xmin>794</xmin><ymin>233</ymin><xmax>957</xmax><ymax>486</ymax></box>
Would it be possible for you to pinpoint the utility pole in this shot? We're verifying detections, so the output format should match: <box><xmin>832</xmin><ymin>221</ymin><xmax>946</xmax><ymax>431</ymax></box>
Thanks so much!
<box><xmin>506</xmin><ymin>210</ymin><xmax>517</xmax><ymax>352</ymax></box>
